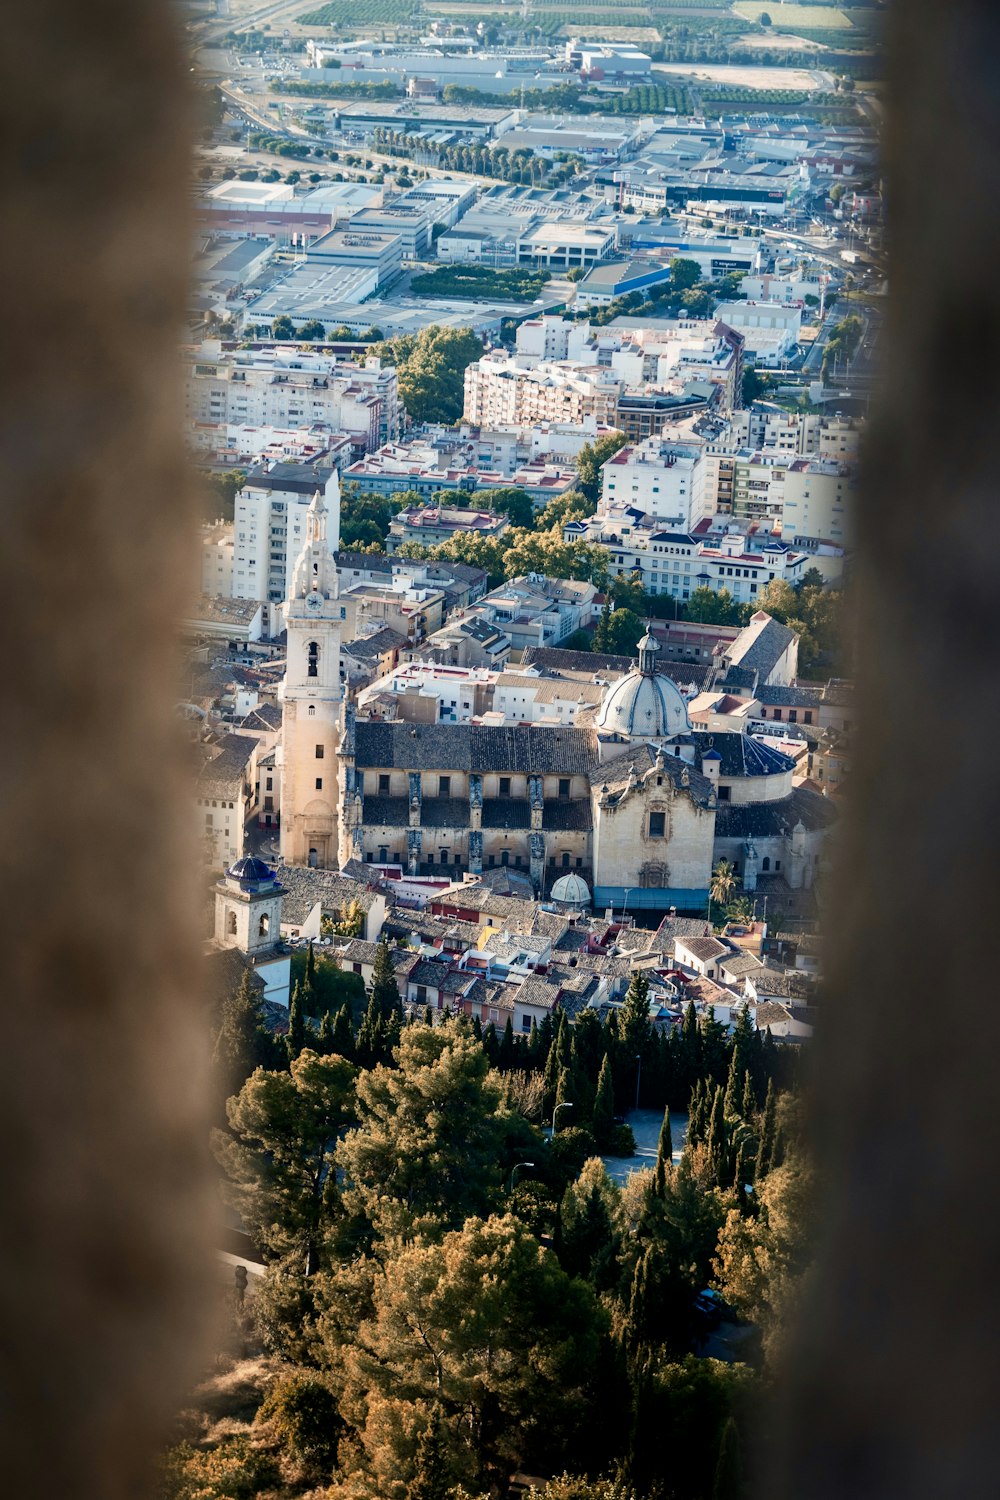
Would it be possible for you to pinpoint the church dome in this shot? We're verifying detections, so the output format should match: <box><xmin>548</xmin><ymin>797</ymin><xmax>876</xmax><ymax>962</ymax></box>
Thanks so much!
<box><xmin>550</xmin><ymin>873</ymin><xmax>591</xmax><ymax>908</ymax></box>
<box><xmin>595</xmin><ymin>631</ymin><xmax>690</xmax><ymax>739</ymax></box>
<box><xmin>228</xmin><ymin>856</ymin><xmax>275</xmax><ymax>885</ymax></box>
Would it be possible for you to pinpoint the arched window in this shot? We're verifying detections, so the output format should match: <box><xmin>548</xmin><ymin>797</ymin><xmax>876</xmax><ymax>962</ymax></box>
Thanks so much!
<box><xmin>258</xmin><ymin>913</ymin><xmax>270</xmax><ymax>938</ymax></box>
<box><xmin>308</xmin><ymin>847</ymin><xmax>318</xmax><ymax>869</ymax></box>
<box><xmin>226</xmin><ymin>911</ymin><xmax>237</xmax><ymax>937</ymax></box>
<box><xmin>308</xmin><ymin>641</ymin><xmax>319</xmax><ymax>678</ymax></box>
<box><xmin>762</xmin><ymin>856</ymin><xmax>771</xmax><ymax>872</ymax></box>
<box><xmin>308</xmin><ymin>705</ymin><xmax>315</xmax><ymax>716</ymax></box>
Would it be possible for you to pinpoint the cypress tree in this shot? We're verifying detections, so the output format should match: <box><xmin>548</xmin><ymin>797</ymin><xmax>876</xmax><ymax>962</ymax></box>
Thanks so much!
<box><xmin>687</xmin><ymin>1078</ymin><xmax>705</xmax><ymax>1145</ymax></box>
<box><xmin>332</xmin><ymin>1001</ymin><xmax>355</xmax><ymax>1060</ymax></box>
<box><xmin>755</xmin><ymin>1078</ymin><xmax>777</xmax><ymax>1180</ymax></box>
<box><xmin>620</xmin><ymin>969</ymin><xmax>651</xmax><ymax>1053</ymax></box>
<box><xmin>286</xmin><ymin>981</ymin><xmax>307</xmax><ymax>1062</ymax></box>
<box><xmin>424</xmin><ymin>1004</ymin><xmax>434</xmax><ymax>1027</ymax></box>
<box><xmin>653</xmin><ymin>1105</ymin><xmax>672</xmax><ymax>1196</ymax></box>
<box><xmin>213</xmin><ymin>968</ymin><xmax>279</xmax><ymax>1094</ymax></box>
<box><xmin>740</xmin><ymin>1067</ymin><xmax>756</xmax><ymax>1121</ymax></box>
<box><xmin>592</xmin><ymin>1054</ymin><xmax>615</xmax><ymax>1149</ymax></box>
<box><xmin>681</xmin><ymin>1000</ymin><xmax>702</xmax><ymax>1094</ymax></box>
<box><xmin>370</xmin><ymin>937</ymin><xmax>402</xmax><ymax>1023</ymax></box>
<box><xmin>470</xmin><ymin>1014</ymin><xmax>483</xmax><ymax>1042</ymax></box>
<box><xmin>535</xmin><ymin>1010</ymin><xmax>555</xmax><ymax>1067</ymax></box>
<box><xmin>498</xmin><ymin>1015</ymin><xmax>516</xmax><ymax>1071</ymax></box>
<box><xmin>705</xmin><ymin>1084</ymin><xmax>727</xmax><ymax>1185</ymax></box>
<box><xmin>554</xmin><ymin>1065</ymin><xmax>573</xmax><ymax>1128</ymax></box>
<box><xmin>304</xmin><ymin>939</ymin><xmax>317</xmax><ymax>1007</ymax></box>
<box><xmin>316</xmin><ymin>1009</ymin><xmax>336</xmax><ymax>1055</ymax></box>
<box><xmin>526</xmin><ymin>1015</ymin><xmax>544</xmax><ymax>1070</ymax></box>
<box><xmin>722</xmin><ymin>1048</ymin><xmax>742</xmax><ymax>1119</ymax></box>
<box><xmin>711</xmin><ymin>1417</ymin><xmax>743</xmax><ymax>1500</ymax></box>
<box><xmin>409</xmin><ymin>1403</ymin><xmax>449</xmax><ymax>1500</ymax></box>
<box><xmin>356</xmin><ymin>988</ymin><xmax>383</xmax><ymax>1069</ymax></box>
<box><xmin>481</xmin><ymin>1020</ymin><xmax>499</xmax><ymax>1066</ymax></box>
<box><xmin>382</xmin><ymin>1007</ymin><xmax>402</xmax><ymax>1059</ymax></box>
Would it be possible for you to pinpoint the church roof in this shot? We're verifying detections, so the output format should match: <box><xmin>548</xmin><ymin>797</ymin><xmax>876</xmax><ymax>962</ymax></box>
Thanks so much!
<box><xmin>353</xmin><ymin>721</ymin><xmax>601</xmax><ymax>776</ymax></box>
<box><xmin>712</xmin><ymin>786</ymin><xmax>838</xmax><ymax>839</ymax></box>
<box><xmin>596</xmin><ymin>666</ymin><xmax>691</xmax><ymax>738</ymax></box>
<box><xmin>724</xmin><ymin>612</ymin><xmax>796</xmax><ymax>682</ymax></box>
<box><xmin>690</xmin><ymin>730</ymin><xmax>794</xmax><ymax>777</ymax></box>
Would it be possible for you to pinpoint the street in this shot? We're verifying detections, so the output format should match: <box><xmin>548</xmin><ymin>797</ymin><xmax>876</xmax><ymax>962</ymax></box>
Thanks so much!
<box><xmin>602</xmin><ymin>1108</ymin><xmax>689</xmax><ymax>1187</ymax></box>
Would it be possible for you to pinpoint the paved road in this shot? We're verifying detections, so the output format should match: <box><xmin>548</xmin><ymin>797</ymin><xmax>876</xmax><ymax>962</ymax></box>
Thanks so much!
<box><xmin>602</xmin><ymin>1108</ymin><xmax>689</xmax><ymax>1186</ymax></box>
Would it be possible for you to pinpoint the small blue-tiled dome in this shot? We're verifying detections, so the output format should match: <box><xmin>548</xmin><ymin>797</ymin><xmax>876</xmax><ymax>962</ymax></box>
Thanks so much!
<box><xmin>229</xmin><ymin>856</ymin><xmax>274</xmax><ymax>884</ymax></box>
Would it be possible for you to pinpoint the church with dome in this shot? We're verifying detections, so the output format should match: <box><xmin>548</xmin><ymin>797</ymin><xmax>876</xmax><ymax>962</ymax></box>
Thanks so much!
<box><xmin>271</xmin><ymin>471</ymin><xmax>834</xmax><ymax>913</ymax></box>
<box><xmin>333</xmin><ymin>627</ymin><xmax>836</xmax><ymax>916</ymax></box>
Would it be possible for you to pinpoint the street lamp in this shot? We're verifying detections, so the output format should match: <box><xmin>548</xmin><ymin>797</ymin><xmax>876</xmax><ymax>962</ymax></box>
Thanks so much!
<box><xmin>620</xmin><ymin>887</ymin><xmax>632</xmax><ymax>926</ymax></box>
<box><xmin>634</xmin><ymin>1053</ymin><xmax>642</xmax><ymax>1113</ymax></box>
<box><xmin>508</xmin><ymin>1161</ymin><xmax>535</xmax><ymax>1192</ymax></box>
<box><xmin>551</xmin><ymin>1101</ymin><xmax>574</xmax><ymax>1133</ymax></box>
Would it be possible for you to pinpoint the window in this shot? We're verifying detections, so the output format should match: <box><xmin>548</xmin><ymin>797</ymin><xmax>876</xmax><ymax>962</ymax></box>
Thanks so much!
<box><xmin>265</xmin><ymin>776</ymin><xmax>273</xmax><ymax>791</ymax></box>
<box><xmin>788</xmin><ymin>710</ymin><xmax>798</xmax><ymax>724</ymax></box>
<box><xmin>226</xmin><ymin>911</ymin><xmax>237</xmax><ymax>936</ymax></box>
<box><xmin>561</xmin><ymin>851</ymin><xmax>570</xmax><ymax>868</ymax></box>
<box><xmin>379</xmin><ymin>774</ymin><xmax>390</xmax><ymax>794</ymax></box>
<box><xmin>648</xmin><ymin>811</ymin><xmax>666</xmax><ymax>838</ymax></box>
<box><xmin>258</xmin><ymin>914</ymin><xmax>269</xmax><ymax>938</ymax></box>
<box><xmin>499</xmin><ymin>776</ymin><xmax>511</xmax><ymax>797</ymax></box>
<box><xmin>775</xmin><ymin>860</ymin><xmax>782</xmax><ymax>872</ymax></box>
<box><xmin>315</xmin><ymin>777</ymin><xmax>323</xmax><ymax>790</ymax></box>
<box><xmin>718</xmin><ymin>786</ymin><xmax>731</xmax><ymax>802</ymax></box>
<box><xmin>558</xmin><ymin>778</ymin><xmax>570</xmax><ymax>798</ymax></box>
<box><xmin>439</xmin><ymin>775</ymin><xmax>451</xmax><ymax>796</ymax></box>
<box><xmin>315</xmin><ymin>745</ymin><xmax>324</xmax><ymax>759</ymax></box>
<box><xmin>773</xmin><ymin>709</ymin><xmax>783</xmax><ymax>721</ymax></box>
<box><xmin>804</xmin><ymin>710</ymin><xmax>813</xmax><ymax>725</ymax></box>
<box><xmin>501</xmin><ymin>849</ymin><xmax>509</xmax><ymax>866</ymax></box>
<box><xmin>762</xmin><ymin>857</ymin><xmax>770</xmax><ymax>872</ymax></box>
<box><xmin>307</xmin><ymin>641</ymin><xmax>319</xmax><ymax>677</ymax></box>
<box><xmin>308</xmin><ymin>705</ymin><xmax>315</xmax><ymax>716</ymax></box>
<box><xmin>416</xmin><ymin>985</ymin><xmax>427</xmax><ymax>1002</ymax></box>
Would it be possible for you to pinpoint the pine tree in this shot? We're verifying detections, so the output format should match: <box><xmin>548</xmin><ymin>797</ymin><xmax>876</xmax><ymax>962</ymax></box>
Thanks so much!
<box><xmin>653</xmin><ymin>1105</ymin><xmax>672</xmax><ymax>1196</ymax></box>
<box><xmin>409</xmin><ymin>1403</ymin><xmax>449</xmax><ymax>1500</ymax></box>
<box><xmin>286</xmin><ymin>982</ymin><xmax>308</xmax><ymax>1063</ymax></box>
<box><xmin>592</xmin><ymin>1054</ymin><xmax>615</xmax><ymax>1150</ymax></box>
<box><xmin>755</xmin><ymin>1078</ymin><xmax>777</xmax><ymax>1180</ymax></box>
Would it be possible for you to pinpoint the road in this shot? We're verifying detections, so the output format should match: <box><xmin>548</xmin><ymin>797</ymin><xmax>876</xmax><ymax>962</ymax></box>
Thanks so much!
<box><xmin>602</xmin><ymin>1108</ymin><xmax>689</xmax><ymax>1187</ymax></box>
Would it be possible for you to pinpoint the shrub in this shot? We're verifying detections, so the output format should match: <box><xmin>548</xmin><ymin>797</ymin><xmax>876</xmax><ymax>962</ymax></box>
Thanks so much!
<box><xmin>257</xmin><ymin>1373</ymin><xmax>342</xmax><ymax>1470</ymax></box>
<box><xmin>608</xmin><ymin>1123</ymin><xmax>637</xmax><ymax>1158</ymax></box>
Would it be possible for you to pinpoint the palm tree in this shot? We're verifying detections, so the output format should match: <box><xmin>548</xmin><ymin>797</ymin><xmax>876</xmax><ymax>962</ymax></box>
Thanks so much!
<box><xmin>710</xmin><ymin>859</ymin><xmax>737</xmax><ymax>909</ymax></box>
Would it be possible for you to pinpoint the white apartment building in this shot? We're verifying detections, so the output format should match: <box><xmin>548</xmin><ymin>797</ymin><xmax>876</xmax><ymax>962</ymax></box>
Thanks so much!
<box><xmin>463</xmin><ymin>354</ymin><xmax>623</xmax><ymax>428</ymax></box>
<box><xmin>232</xmin><ymin>461</ymin><xmax>342</xmax><ymax>631</ymax></box>
<box><xmin>183</xmin><ymin>342</ymin><xmax>402</xmax><ymax>451</ymax></box>
<box><xmin>515</xmin><ymin>316</ymin><xmax>595</xmax><ymax>362</ymax></box>
<box><xmin>566</xmin><ymin>510</ymin><xmax>808</xmax><ymax>603</ymax></box>
<box><xmin>201</xmin><ymin>523</ymin><xmax>234</xmax><ymax>597</ymax></box>
<box><xmin>358</xmin><ymin>663</ymin><xmax>498</xmax><ymax>723</ymax></box>
<box><xmin>600</xmin><ymin>437</ymin><xmax>708</xmax><ymax>530</ymax></box>
<box><xmin>715</xmin><ymin>300</ymin><xmax>803</xmax><ymax>337</ymax></box>
<box><xmin>781</xmin><ymin>456</ymin><xmax>856</xmax><ymax>546</ymax></box>
<box><xmin>720</xmin><ymin>408</ymin><xmax>861</xmax><ymax>460</ymax></box>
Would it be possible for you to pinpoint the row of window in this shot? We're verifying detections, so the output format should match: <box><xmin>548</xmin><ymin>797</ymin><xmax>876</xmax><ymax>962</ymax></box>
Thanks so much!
<box><xmin>363</xmin><ymin>773</ymin><xmax>572</xmax><ymax>799</ymax></box>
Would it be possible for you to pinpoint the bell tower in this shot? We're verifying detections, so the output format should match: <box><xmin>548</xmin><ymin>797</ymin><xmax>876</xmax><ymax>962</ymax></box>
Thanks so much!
<box><xmin>278</xmin><ymin>484</ymin><xmax>343</xmax><ymax>869</ymax></box>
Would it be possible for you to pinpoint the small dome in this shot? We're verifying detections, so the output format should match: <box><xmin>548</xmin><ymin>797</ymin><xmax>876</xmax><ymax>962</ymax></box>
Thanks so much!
<box><xmin>596</xmin><ymin>670</ymin><xmax>690</xmax><ymax>739</ymax></box>
<box><xmin>229</xmin><ymin>856</ymin><xmax>274</xmax><ymax>884</ymax></box>
<box><xmin>551</xmin><ymin>873</ymin><xmax>591</xmax><ymax>907</ymax></box>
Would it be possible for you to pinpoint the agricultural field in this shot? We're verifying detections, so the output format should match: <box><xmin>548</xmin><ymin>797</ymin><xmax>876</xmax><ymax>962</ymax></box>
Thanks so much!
<box><xmin>733</xmin><ymin>2</ymin><xmax>854</xmax><ymax>27</ymax></box>
<box><xmin>299</xmin><ymin>0</ymin><xmax>418</xmax><ymax>25</ymax></box>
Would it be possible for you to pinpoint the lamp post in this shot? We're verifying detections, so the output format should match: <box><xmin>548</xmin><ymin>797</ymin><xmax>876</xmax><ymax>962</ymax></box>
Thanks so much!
<box><xmin>508</xmin><ymin>1161</ymin><xmax>535</xmax><ymax>1192</ymax></box>
<box><xmin>621</xmin><ymin>887</ymin><xmax>632</xmax><ymax>926</ymax></box>
<box><xmin>551</xmin><ymin>1101</ymin><xmax>574</xmax><ymax>1134</ymax></box>
<box><xmin>634</xmin><ymin>1053</ymin><xmax>642</xmax><ymax>1113</ymax></box>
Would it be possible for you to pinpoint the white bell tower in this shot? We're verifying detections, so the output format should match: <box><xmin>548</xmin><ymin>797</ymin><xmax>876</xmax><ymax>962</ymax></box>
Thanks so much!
<box><xmin>278</xmin><ymin>483</ymin><xmax>344</xmax><ymax>869</ymax></box>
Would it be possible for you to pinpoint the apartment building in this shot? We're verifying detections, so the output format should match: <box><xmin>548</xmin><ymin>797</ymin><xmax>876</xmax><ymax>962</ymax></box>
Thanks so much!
<box><xmin>387</xmin><ymin>505</ymin><xmax>510</xmax><ymax>552</ymax></box>
<box><xmin>479</xmin><ymin>574</ymin><xmax>599</xmax><ymax>651</ymax></box>
<box><xmin>600</xmin><ymin>437</ymin><xmax>709</xmax><ymax>530</ymax></box>
<box><xmin>232</xmin><ymin>459</ymin><xmax>342</xmax><ymax>631</ymax></box>
<box><xmin>183</xmin><ymin>342</ymin><xmax>401</xmax><ymax>451</ymax></box>
<box><xmin>463</xmin><ymin>354</ymin><xmax>624</xmax><ymax>428</ymax></box>
<box><xmin>201</xmin><ymin>522</ymin><xmax>234</xmax><ymax>597</ymax></box>
<box><xmin>781</xmin><ymin>456</ymin><xmax>856</xmax><ymax>547</ymax></box>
